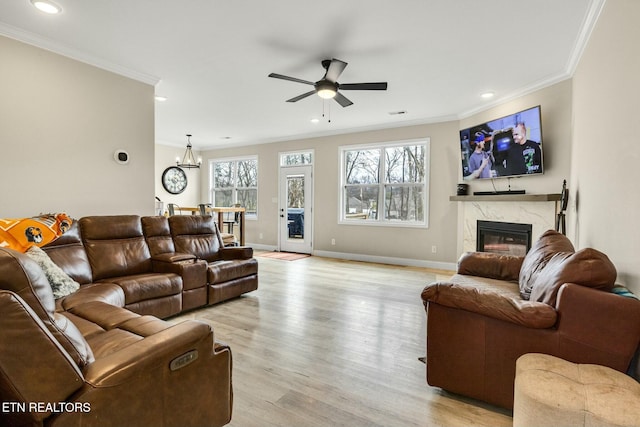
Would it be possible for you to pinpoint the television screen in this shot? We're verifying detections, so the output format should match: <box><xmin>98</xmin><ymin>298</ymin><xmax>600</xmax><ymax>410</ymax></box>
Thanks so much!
<box><xmin>459</xmin><ymin>105</ymin><xmax>544</xmax><ymax>180</ymax></box>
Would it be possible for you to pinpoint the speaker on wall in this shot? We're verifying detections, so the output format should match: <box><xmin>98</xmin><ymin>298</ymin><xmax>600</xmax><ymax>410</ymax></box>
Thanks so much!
<box><xmin>114</xmin><ymin>149</ymin><xmax>130</xmax><ymax>165</ymax></box>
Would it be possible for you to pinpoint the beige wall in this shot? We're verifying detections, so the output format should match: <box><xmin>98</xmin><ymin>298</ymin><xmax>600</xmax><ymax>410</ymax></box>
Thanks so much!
<box><xmin>154</xmin><ymin>143</ymin><xmax>203</xmax><ymax>212</ymax></box>
<box><xmin>459</xmin><ymin>80</ymin><xmax>573</xmax><ymax>196</ymax></box>
<box><xmin>0</xmin><ymin>36</ymin><xmax>155</xmax><ymax>218</ymax></box>
<box><xmin>572</xmin><ymin>0</ymin><xmax>640</xmax><ymax>294</ymax></box>
<box><xmin>202</xmin><ymin>81</ymin><xmax>573</xmax><ymax>268</ymax></box>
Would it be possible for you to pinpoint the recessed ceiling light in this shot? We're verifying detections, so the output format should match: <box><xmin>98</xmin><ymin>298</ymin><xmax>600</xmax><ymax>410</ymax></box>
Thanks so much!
<box><xmin>481</xmin><ymin>92</ymin><xmax>495</xmax><ymax>99</ymax></box>
<box><xmin>388</xmin><ymin>110</ymin><xmax>407</xmax><ymax>116</ymax></box>
<box><xmin>310</xmin><ymin>118</ymin><xmax>320</xmax><ymax>124</ymax></box>
<box><xmin>220</xmin><ymin>136</ymin><xmax>232</xmax><ymax>140</ymax></box>
<box><xmin>154</xmin><ymin>96</ymin><xmax>167</xmax><ymax>102</ymax></box>
<box><xmin>30</xmin><ymin>0</ymin><xmax>62</xmax><ymax>14</ymax></box>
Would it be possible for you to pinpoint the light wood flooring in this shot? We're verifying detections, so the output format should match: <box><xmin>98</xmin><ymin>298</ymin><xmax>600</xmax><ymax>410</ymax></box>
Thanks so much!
<box><xmin>171</xmin><ymin>254</ymin><xmax>512</xmax><ymax>427</ymax></box>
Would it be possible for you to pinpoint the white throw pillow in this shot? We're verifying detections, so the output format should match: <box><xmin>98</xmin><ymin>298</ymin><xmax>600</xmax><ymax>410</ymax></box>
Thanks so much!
<box><xmin>26</xmin><ymin>245</ymin><xmax>80</xmax><ymax>299</ymax></box>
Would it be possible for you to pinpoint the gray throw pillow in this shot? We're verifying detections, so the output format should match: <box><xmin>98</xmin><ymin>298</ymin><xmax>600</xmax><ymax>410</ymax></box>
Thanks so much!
<box><xmin>26</xmin><ymin>245</ymin><xmax>80</xmax><ymax>299</ymax></box>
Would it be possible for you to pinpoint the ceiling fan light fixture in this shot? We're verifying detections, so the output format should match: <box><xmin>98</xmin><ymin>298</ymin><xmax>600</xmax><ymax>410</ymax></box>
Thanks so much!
<box><xmin>315</xmin><ymin>80</ymin><xmax>337</xmax><ymax>99</ymax></box>
<box><xmin>317</xmin><ymin>88</ymin><xmax>336</xmax><ymax>99</ymax></box>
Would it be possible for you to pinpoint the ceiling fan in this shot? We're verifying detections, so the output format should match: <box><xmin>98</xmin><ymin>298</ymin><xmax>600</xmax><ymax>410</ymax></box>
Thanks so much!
<box><xmin>268</xmin><ymin>58</ymin><xmax>387</xmax><ymax>107</ymax></box>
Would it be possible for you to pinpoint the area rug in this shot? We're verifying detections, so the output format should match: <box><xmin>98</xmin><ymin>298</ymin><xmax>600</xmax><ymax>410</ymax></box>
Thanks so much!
<box><xmin>257</xmin><ymin>251</ymin><xmax>310</xmax><ymax>261</ymax></box>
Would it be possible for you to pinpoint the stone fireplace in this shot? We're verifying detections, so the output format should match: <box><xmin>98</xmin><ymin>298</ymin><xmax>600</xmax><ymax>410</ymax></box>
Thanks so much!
<box><xmin>451</xmin><ymin>193</ymin><xmax>560</xmax><ymax>255</ymax></box>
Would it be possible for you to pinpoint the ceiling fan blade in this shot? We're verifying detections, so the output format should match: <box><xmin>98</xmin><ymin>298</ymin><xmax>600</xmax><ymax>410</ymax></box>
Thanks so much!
<box><xmin>334</xmin><ymin>92</ymin><xmax>353</xmax><ymax>107</ymax></box>
<box><xmin>339</xmin><ymin>82</ymin><xmax>388</xmax><ymax>91</ymax></box>
<box><xmin>286</xmin><ymin>90</ymin><xmax>317</xmax><ymax>103</ymax></box>
<box><xmin>324</xmin><ymin>59</ymin><xmax>348</xmax><ymax>82</ymax></box>
<box><xmin>268</xmin><ymin>73</ymin><xmax>314</xmax><ymax>85</ymax></box>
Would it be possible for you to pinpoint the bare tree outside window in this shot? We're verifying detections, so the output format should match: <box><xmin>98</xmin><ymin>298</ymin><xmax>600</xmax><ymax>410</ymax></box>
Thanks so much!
<box><xmin>212</xmin><ymin>157</ymin><xmax>258</xmax><ymax>218</ymax></box>
<box><xmin>342</xmin><ymin>142</ymin><xmax>428</xmax><ymax>225</ymax></box>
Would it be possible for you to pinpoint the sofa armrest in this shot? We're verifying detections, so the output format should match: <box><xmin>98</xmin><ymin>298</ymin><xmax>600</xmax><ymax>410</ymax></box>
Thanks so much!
<box><xmin>59</xmin><ymin>320</ymin><xmax>233</xmax><ymax>427</ymax></box>
<box><xmin>83</xmin><ymin>321</ymin><xmax>214</xmax><ymax>386</ymax></box>
<box><xmin>556</xmin><ymin>283</ymin><xmax>640</xmax><ymax>370</ymax></box>
<box><xmin>422</xmin><ymin>280</ymin><xmax>557</xmax><ymax>328</ymax></box>
<box><xmin>151</xmin><ymin>256</ymin><xmax>207</xmax><ymax>290</ymax></box>
<box><xmin>220</xmin><ymin>246</ymin><xmax>253</xmax><ymax>260</ymax></box>
<box><xmin>0</xmin><ymin>291</ymin><xmax>84</xmax><ymax>426</ymax></box>
<box><xmin>457</xmin><ymin>251</ymin><xmax>524</xmax><ymax>281</ymax></box>
<box><xmin>150</xmin><ymin>252</ymin><xmax>196</xmax><ymax>263</ymax></box>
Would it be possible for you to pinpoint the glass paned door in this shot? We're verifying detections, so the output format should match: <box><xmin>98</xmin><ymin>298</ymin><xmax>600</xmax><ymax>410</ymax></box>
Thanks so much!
<box><xmin>279</xmin><ymin>165</ymin><xmax>312</xmax><ymax>253</ymax></box>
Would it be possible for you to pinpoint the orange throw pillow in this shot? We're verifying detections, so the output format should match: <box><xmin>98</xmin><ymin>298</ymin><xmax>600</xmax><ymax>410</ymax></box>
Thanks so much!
<box><xmin>0</xmin><ymin>213</ymin><xmax>72</xmax><ymax>253</ymax></box>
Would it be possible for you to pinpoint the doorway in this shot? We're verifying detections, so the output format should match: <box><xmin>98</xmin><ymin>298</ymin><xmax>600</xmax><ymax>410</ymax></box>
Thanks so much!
<box><xmin>279</xmin><ymin>165</ymin><xmax>313</xmax><ymax>254</ymax></box>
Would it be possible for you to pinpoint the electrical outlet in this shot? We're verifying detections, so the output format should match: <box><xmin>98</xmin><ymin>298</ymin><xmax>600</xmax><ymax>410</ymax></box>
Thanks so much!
<box><xmin>331</xmin><ymin>238</ymin><xmax>336</xmax><ymax>245</ymax></box>
<box><xmin>259</xmin><ymin>233</ymin><xmax>264</xmax><ymax>240</ymax></box>
<box><xmin>431</xmin><ymin>245</ymin><xmax>437</xmax><ymax>253</ymax></box>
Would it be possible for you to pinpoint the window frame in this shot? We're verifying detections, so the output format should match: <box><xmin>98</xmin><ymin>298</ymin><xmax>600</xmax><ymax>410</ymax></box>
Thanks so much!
<box><xmin>338</xmin><ymin>138</ymin><xmax>430</xmax><ymax>228</ymax></box>
<box><xmin>209</xmin><ymin>155</ymin><xmax>259</xmax><ymax>219</ymax></box>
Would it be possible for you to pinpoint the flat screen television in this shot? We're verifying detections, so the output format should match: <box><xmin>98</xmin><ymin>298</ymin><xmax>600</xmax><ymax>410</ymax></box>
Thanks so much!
<box><xmin>459</xmin><ymin>105</ymin><xmax>544</xmax><ymax>180</ymax></box>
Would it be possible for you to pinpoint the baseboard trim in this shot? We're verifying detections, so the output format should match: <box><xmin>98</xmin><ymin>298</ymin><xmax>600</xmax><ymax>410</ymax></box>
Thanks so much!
<box><xmin>247</xmin><ymin>244</ymin><xmax>456</xmax><ymax>271</ymax></box>
<box><xmin>247</xmin><ymin>243</ymin><xmax>278</xmax><ymax>251</ymax></box>
<box><xmin>311</xmin><ymin>250</ymin><xmax>456</xmax><ymax>271</ymax></box>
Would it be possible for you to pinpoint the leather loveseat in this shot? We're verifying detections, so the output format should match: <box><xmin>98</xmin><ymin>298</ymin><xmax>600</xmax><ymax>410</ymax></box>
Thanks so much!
<box><xmin>421</xmin><ymin>230</ymin><xmax>640</xmax><ymax>409</ymax></box>
<box><xmin>0</xmin><ymin>214</ymin><xmax>258</xmax><ymax>426</ymax></box>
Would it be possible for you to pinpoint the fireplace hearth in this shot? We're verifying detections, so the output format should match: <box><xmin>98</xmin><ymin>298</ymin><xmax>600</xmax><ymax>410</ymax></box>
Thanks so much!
<box><xmin>476</xmin><ymin>220</ymin><xmax>532</xmax><ymax>256</ymax></box>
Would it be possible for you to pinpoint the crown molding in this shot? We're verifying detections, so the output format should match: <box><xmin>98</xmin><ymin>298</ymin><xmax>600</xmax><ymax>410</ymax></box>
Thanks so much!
<box><xmin>0</xmin><ymin>22</ymin><xmax>160</xmax><ymax>86</ymax></box>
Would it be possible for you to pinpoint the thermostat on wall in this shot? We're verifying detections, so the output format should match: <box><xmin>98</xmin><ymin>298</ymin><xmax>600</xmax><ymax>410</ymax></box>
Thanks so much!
<box><xmin>114</xmin><ymin>149</ymin><xmax>130</xmax><ymax>164</ymax></box>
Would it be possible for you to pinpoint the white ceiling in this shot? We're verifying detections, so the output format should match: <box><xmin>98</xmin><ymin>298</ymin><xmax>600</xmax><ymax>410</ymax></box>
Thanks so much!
<box><xmin>0</xmin><ymin>0</ymin><xmax>602</xmax><ymax>149</ymax></box>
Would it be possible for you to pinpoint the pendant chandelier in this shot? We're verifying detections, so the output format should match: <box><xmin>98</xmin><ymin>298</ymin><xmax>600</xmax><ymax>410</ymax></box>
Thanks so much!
<box><xmin>176</xmin><ymin>134</ymin><xmax>202</xmax><ymax>169</ymax></box>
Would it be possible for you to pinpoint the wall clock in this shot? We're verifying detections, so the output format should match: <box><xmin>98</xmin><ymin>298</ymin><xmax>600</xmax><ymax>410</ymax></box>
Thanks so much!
<box><xmin>162</xmin><ymin>166</ymin><xmax>188</xmax><ymax>194</ymax></box>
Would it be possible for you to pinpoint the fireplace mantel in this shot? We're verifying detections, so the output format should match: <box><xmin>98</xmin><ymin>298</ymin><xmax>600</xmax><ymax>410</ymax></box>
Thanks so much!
<box><xmin>450</xmin><ymin>193</ymin><xmax>561</xmax><ymax>202</ymax></box>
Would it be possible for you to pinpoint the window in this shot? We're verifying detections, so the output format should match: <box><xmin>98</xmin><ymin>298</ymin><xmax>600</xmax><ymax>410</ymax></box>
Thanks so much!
<box><xmin>280</xmin><ymin>150</ymin><xmax>313</xmax><ymax>166</ymax></box>
<box><xmin>340</xmin><ymin>139</ymin><xmax>429</xmax><ymax>226</ymax></box>
<box><xmin>210</xmin><ymin>156</ymin><xmax>258</xmax><ymax>218</ymax></box>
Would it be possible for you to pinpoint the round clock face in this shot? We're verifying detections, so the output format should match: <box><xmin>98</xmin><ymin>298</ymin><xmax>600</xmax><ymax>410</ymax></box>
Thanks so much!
<box><xmin>162</xmin><ymin>166</ymin><xmax>188</xmax><ymax>194</ymax></box>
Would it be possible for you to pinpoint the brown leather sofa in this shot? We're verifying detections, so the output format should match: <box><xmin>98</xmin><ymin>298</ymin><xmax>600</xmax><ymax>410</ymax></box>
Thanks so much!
<box><xmin>421</xmin><ymin>230</ymin><xmax>640</xmax><ymax>409</ymax></box>
<box><xmin>0</xmin><ymin>214</ymin><xmax>257</xmax><ymax>426</ymax></box>
<box><xmin>168</xmin><ymin>215</ymin><xmax>258</xmax><ymax>305</ymax></box>
<box><xmin>0</xmin><ymin>248</ymin><xmax>232</xmax><ymax>427</ymax></box>
<box><xmin>44</xmin><ymin>214</ymin><xmax>257</xmax><ymax>316</ymax></box>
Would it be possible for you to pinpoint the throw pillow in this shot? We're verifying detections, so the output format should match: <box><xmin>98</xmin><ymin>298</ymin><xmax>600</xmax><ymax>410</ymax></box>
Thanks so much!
<box><xmin>26</xmin><ymin>245</ymin><xmax>80</xmax><ymax>299</ymax></box>
<box><xmin>518</xmin><ymin>229</ymin><xmax>575</xmax><ymax>300</ymax></box>
<box><xmin>611</xmin><ymin>284</ymin><xmax>639</xmax><ymax>299</ymax></box>
<box><xmin>0</xmin><ymin>213</ymin><xmax>72</xmax><ymax>252</ymax></box>
<box><xmin>529</xmin><ymin>248</ymin><xmax>617</xmax><ymax>306</ymax></box>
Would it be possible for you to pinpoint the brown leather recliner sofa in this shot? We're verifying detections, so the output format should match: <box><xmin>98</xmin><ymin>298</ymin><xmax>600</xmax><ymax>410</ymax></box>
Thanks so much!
<box><xmin>0</xmin><ymin>214</ymin><xmax>257</xmax><ymax>426</ymax></box>
<box><xmin>421</xmin><ymin>230</ymin><xmax>640</xmax><ymax>410</ymax></box>
<box><xmin>41</xmin><ymin>214</ymin><xmax>257</xmax><ymax>317</ymax></box>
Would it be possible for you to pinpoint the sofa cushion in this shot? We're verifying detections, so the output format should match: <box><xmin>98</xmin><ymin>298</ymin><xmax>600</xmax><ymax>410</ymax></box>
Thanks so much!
<box><xmin>169</xmin><ymin>215</ymin><xmax>224</xmax><ymax>262</ymax></box>
<box><xmin>422</xmin><ymin>274</ymin><xmax>557</xmax><ymax>328</ymax></box>
<box><xmin>141</xmin><ymin>216</ymin><xmax>177</xmax><ymax>256</ymax></box>
<box><xmin>26</xmin><ymin>245</ymin><xmax>80</xmax><ymax>299</ymax></box>
<box><xmin>207</xmin><ymin>259</ymin><xmax>258</xmax><ymax>284</ymax></box>
<box><xmin>100</xmin><ymin>273</ymin><xmax>182</xmax><ymax>305</ymax></box>
<box><xmin>43</xmin><ymin>222</ymin><xmax>93</xmax><ymax>285</ymax></box>
<box><xmin>529</xmin><ymin>248</ymin><xmax>617</xmax><ymax>306</ymax></box>
<box><xmin>80</xmin><ymin>216</ymin><xmax>152</xmax><ymax>281</ymax></box>
<box><xmin>519</xmin><ymin>230</ymin><xmax>575</xmax><ymax>300</ymax></box>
